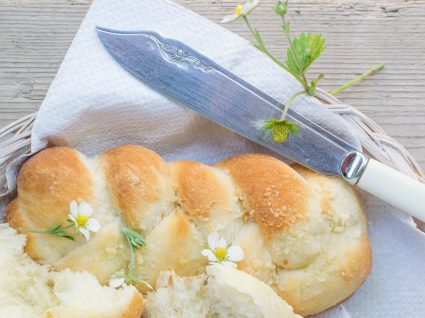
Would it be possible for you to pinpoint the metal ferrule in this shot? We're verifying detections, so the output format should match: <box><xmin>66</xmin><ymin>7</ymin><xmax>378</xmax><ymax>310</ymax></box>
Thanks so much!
<box><xmin>340</xmin><ymin>151</ymin><xmax>369</xmax><ymax>184</ymax></box>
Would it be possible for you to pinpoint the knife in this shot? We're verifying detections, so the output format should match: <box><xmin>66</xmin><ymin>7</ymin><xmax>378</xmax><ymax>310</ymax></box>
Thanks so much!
<box><xmin>96</xmin><ymin>27</ymin><xmax>425</xmax><ymax>222</ymax></box>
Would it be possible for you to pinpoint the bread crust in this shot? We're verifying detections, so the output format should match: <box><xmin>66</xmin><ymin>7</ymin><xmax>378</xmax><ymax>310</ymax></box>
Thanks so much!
<box><xmin>277</xmin><ymin>164</ymin><xmax>372</xmax><ymax>315</ymax></box>
<box><xmin>216</xmin><ymin>154</ymin><xmax>310</xmax><ymax>237</ymax></box>
<box><xmin>170</xmin><ymin>160</ymin><xmax>242</xmax><ymax>236</ymax></box>
<box><xmin>172</xmin><ymin>160</ymin><xmax>227</xmax><ymax>220</ymax></box>
<box><xmin>6</xmin><ymin>147</ymin><xmax>92</xmax><ymax>262</ymax></box>
<box><xmin>7</xmin><ymin>146</ymin><xmax>372</xmax><ymax>316</ymax></box>
<box><xmin>101</xmin><ymin>145</ymin><xmax>175</xmax><ymax>232</ymax></box>
<box><xmin>136</xmin><ymin>210</ymin><xmax>206</xmax><ymax>288</ymax></box>
<box><xmin>119</xmin><ymin>290</ymin><xmax>145</xmax><ymax>318</ymax></box>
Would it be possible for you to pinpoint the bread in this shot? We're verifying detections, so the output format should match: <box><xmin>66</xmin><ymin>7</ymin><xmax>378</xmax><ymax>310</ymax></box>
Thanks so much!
<box><xmin>6</xmin><ymin>145</ymin><xmax>371</xmax><ymax>315</ymax></box>
<box><xmin>0</xmin><ymin>224</ymin><xmax>144</xmax><ymax>318</ymax></box>
<box><xmin>145</xmin><ymin>265</ymin><xmax>302</xmax><ymax>318</ymax></box>
<box><xmin>206</xmin><ymin>264</ymin><xmax>302</xmax><ymax>318</ymax></box>
<box><xmin>145</xmin><ymin>271</ymin><xmax>209</xmax><ymax>317</ymax></box>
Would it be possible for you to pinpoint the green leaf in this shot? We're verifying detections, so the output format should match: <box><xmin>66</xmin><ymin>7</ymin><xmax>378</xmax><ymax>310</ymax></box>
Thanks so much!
<box><xmin>263</xmin><ymin>118</ymin><xmax>299</xmax><ymax>143</ymax></box>
<box><xmin>46</xmin><ymin>224</ymin><xmax>61</xmax><ymax>233</ymax></box>
<box><xmin>286</xmin><ymin>33</ymin><xmax>326</xmax><ymax>76</ymax></box>
<box><xmin>45</xmin><ymin>224</ymin><xmax>75</xmax><ymax>240</ymax></box>
<box><xmin>124</xmin><ymin>228</ymin><xmax>145</xmax><ymax>249</ymax></box>
<box><xmin>119</xmin><ymin>213</ymin><xmax>145</xmax><ymax>249</ymax></box>
<box><xmin>18</xmin><ymin>224</ymin><xmax>75</xmax><ymax>241</ymax></box>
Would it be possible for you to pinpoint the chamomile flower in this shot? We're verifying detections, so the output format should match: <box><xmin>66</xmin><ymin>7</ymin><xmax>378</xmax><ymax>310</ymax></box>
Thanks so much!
<box><xmin>201</xmin><ymin>232</ymin><xmax>244</xmax><ymax>268</ymax></box>
<box><xmin>68</xmin><ymin>200</ymin><xmax>100</xmax><ymax>241</ymax></box>
<box><xmin>221</xmin><ymin>0</ymin><xmax>260</xmax><ymax>23</ymax></box>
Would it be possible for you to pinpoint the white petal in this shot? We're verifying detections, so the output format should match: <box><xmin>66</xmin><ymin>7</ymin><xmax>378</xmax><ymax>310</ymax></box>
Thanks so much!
<box><xmin>68</xmin><ymin>214</ymin><xmax>76</xmax><ymax>224</ymax></box>
<box><xmin>222</xmin><ymin>260</ymin><xmax>237</xmax><ymax>269</ymax></box>
<box><xmin>208</xmin><ymin>232</ymin><xmax>220</xmax><ymax>250</ymax></box>
<box><xmin>241</xmin><ymin>4</ymin><xmax>252</xmax><ymax>14</ymax></box>
<box><xmin>79</xmin><ymin>227</ymin><xmax>90</xmax><ymax>241</ymax></box>
<box><xmin>79</xmin><ymin>201</ymin><xmax>93</xmax><ymax>216</ymax></box>
<box><xmin>109</xmin><ymin>278</ymin><xmax>125</xmax><ymax>289</ymax></box>
<box><xmin>70</xmin><ymin>200</ymin><xmax>79</xmax><ymax>217</ymax></box>
<box><xmin>227</xmin><ymin>245</ymin><xmax>244</xmax><ymax>262</ymax></box>
<box><xmin>202</xmin><ymin>249</ymin><xmax>217</xmax><ymax>262</ymax></box>
<box><xmin>218</xmin><ymin>237</ymin><xmax>227</xmax><ymax>248</ymax></box>
<box><xmin>242</xmin><ymin>0</ymin><xmax>260</xmax><ymax>15</ymax></box>
<box><xmin>86</xmin><ymin>218</ymin><xmax>101</xmax><ymax>232</ymax></box>
<box><xmin>221</xmin><ymin>14</ymin><xmax>239</xmax><ymax>23</ymax></box>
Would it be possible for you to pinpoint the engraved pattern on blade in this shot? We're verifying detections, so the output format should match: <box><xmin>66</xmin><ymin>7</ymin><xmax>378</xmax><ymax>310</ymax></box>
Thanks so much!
<box><xmin>148</xmin><ymin>35</ymin><xmax>215</xmax><ymax>72</ymax></box>
<box><xmin>96</xmin><ymin>27</ymin><xmax>357</xmax><ymax>176</ymax></box>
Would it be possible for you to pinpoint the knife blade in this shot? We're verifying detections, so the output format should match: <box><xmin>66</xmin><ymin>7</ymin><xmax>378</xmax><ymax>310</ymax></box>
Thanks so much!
<box><xmin>96</xmin><ymin>27</ymin><xmax>425</xmax><ymax>221</ymax></box>
<box><xmin>96</xmin><ymin>27</ymin><xmax>355</xmax><ymax>176</ymax></box>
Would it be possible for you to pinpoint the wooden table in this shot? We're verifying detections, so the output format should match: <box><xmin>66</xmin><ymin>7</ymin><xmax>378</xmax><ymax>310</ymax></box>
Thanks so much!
<box><xmin>1</xmin><ymin>0</ymin><xmax>424</xmax><ymax>170</ymax></box>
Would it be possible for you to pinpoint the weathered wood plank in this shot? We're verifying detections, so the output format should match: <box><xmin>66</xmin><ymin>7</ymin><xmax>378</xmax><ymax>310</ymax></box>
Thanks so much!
<box><xmin>0</xmin><ymin>0</ymin><xmax>424</xmax><ymax>169</ymax></box>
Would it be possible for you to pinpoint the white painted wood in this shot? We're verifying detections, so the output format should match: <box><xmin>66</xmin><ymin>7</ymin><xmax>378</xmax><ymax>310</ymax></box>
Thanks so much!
<box><xmin>0</xmin><ymin>0</ymin><xmax>424</xmax><ymax>170</ymax></box>
<box><xmin>358</xmin><ymin>158</ymin><xmax>425</xmax><ymax>222</ymax></box>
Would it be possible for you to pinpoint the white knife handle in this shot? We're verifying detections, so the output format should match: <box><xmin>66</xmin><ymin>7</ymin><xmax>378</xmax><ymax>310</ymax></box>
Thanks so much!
<box><xmin>356</xmin><ymin>158</ymin><xmax>425</xmax><ymax>222</ymax></box>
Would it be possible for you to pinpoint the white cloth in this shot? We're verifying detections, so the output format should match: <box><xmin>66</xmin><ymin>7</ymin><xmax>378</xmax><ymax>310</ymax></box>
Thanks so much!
<box><xmin>12</xmin><ymin>0</ymin><xmax>425</xmax><ymax>317</ymax></box>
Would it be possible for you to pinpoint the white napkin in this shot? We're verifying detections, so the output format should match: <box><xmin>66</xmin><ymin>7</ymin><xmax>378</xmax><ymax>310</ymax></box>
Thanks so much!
<box><xmin>14</xmin><ymin>0</ymin><xmax>425</xmax><ymax>317</ymax></box>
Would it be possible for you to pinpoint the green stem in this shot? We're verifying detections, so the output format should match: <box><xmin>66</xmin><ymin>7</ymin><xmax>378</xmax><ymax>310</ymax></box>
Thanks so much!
<box><xmin>242</xmin><ymin>16</ymin><xmax>302</xmax><ymax>82</ymax></box>
<box><xmin>16</xmin><ymin>227</ymin><xmax>48</xmax><ymax>235</ymax></box>
<box><xmin>119</xmin><ymin>214</ymin><xmax>136</xmax><ymax>274</ymax></box>
<box><xmin>280</xmin><ymin>90</ymin><xmax>305</xmax><ymax>120</ymax></box>
<box><xmin>330</xmin><ymin>63</ymin><xmax>384</xmax><ymax>96</ymax></box>
<box><xmin>242</xmin><ymin>15</ymin><xmax>257</xmax><ymax>43</ymax></box>
<box><xmin>281</xmin><ymin>16</ymin><xmax>308</xmax><ymax>87</ymax></box>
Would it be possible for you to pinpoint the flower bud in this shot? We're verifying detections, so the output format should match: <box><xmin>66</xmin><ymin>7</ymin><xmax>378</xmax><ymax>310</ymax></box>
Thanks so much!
<box><xmin>275</xmin><ymin>1</ymin><xmax>288</xmax><ymax>16</ymax></box>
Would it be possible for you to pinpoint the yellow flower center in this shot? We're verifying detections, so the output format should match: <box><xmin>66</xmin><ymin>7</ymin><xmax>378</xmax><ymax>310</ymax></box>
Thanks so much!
<box><xmin>234</xmin><ymin>4</ymin><xmax>243</xmax><ymax>16</ymax></box>
<box><xmin>76</xmin><ymin>214</ymin><xmax>89</xmax><ymax>227</ymax></box>
<box><xmin>214</xmin><ymin>247</ymin><xmax>228</xmax><ymax>261</ymax></box>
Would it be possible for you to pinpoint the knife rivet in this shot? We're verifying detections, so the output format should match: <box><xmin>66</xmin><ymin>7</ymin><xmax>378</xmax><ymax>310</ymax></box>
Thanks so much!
<box><xmin>340</xmin><ymin>151</ymin><xmax>368</xmax><ymax>184</ymax></box>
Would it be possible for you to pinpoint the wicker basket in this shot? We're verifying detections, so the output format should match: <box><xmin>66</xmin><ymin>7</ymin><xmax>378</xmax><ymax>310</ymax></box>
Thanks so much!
<box><xmin>0</xmin><ymin>90</ymin><xmax>423</xmax><ymax>227</ymax></box>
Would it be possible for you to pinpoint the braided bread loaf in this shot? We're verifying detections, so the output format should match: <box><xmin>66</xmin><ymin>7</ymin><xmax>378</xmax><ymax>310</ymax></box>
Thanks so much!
<box><xmin>6</xmin><ymin>145</ymin><xmax>371</xmax><ymax>316</ymax></box>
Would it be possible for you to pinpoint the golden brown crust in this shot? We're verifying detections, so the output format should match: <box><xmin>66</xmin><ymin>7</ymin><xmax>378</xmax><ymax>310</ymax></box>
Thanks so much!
<box><xmin>16</xmin><ymin>147</ymin><xmax>92</xmax><ymax>212</ymax></box>
<box><xmin>171</xmin><ymin>160</ymin><xmax>242</xmax><ymax>237</ymax></box>
<box><xmin>6</xmin><ymin>147</ymin><xmax>92</xmax><ymax>262</ymax></box>
<box><xmin>216</xmin><ymin>154</ymin><xmax>310</xmax><ymax>237</ymax></box>
<box><xmin>121</xmin><ymin>291</ymin><xmax>145</xmax><ymax>318</ymax></box>
<box><xmin>171</xmin><ymin>160</ymin><xmax>240</xmax><ymax>227</ymax></box>
<box><xmin>42</xmin><ymin>289</ymin><xmax>145</xmax><ymax>318</ymax></box>
<box><xmin>7</xmin><ymin>146</ymin><xmax>371</xmax><ymax>316</ymax></box>
<box><xmin>101</xmin><ymin>145</ymin><xmax>174</xmax><ymax>231</ymax></box>
<box><xmin>172</xmin><ymin>160</ymin><xmax>222</xmax><ymax>220</ymax></box>
<box><xmin>6</xmin><ymin>199</ymin><xmax>40</xmax><ymax>262</ymax></box>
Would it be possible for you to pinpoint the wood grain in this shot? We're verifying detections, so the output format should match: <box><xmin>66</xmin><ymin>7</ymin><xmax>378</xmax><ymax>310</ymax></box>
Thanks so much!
<box><xmin>0</xmin><ymin>0</ymin><xmax>424</xmax><ymax>169</ymax></box>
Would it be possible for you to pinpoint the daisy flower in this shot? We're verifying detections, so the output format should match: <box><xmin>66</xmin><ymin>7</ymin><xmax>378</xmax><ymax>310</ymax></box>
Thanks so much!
<box><xmin>201</xmin><ymin>232</ymin><xmax>244</xmax><ymax>268</ymax></box>
<box><xmin>221</xmin><ymin>0</ymin><xmax>260</xmax><ymax>23</ymax></box>
<box><xmin>68</xmin><ymin>200</ymin><xmax>100</xmax><ymax>241</ymax></box>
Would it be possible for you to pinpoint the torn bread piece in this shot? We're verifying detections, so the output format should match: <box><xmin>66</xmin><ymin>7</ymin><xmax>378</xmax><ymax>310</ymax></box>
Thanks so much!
<box><xmin>0</xmin><ymin>224</ymin><xmax>144</xmax><ymax>318</ymax></box>
<box><xmin>145</xmin><ymin>265</ymin><xmax>302</xmax><ymax>318</ymax></box>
